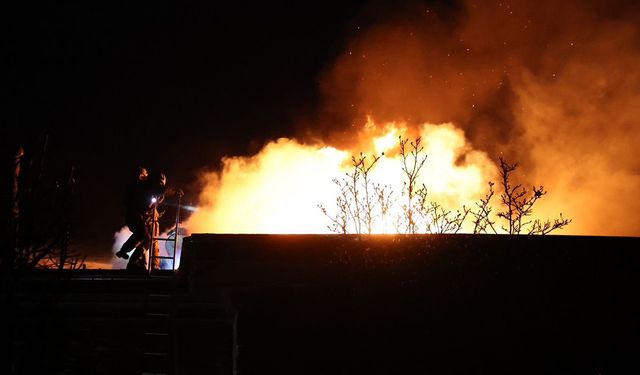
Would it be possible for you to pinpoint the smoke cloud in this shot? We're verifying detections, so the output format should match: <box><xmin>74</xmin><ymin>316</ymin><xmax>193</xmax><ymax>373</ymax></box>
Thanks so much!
<box><xmin>310</xmin><ymin>0</ymin><xmax>640</xmax><ymax>236</ymax></box>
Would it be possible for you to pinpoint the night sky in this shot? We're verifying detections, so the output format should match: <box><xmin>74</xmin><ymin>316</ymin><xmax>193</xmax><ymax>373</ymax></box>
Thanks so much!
<box><xmin>3</xmin><ymin>1</ymin><xmax>398</xmax><ymax>259</ymax></box>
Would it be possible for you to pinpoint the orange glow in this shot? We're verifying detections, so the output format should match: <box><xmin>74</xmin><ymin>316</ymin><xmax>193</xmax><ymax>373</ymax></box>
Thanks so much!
<box><xmin>188</xmin><ymin>1</ymin><xmax>640</xmax><ymax>237</ymax></box>
<box><xmin>186</xmin><ymin>120</ymin><xmax>497</xmax><ymax>234</ymax></box>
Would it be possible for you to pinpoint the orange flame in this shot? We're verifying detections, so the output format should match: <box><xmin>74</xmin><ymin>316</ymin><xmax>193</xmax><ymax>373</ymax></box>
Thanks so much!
<box><xmin>186</xmin><ymin>119</ymin><xmax>497</xmax><ymax>234</ymax></box>
<box><xmin>185</xmin><ymin>0</ymin><xmax>640</xmax><ymax>236</ymax></box>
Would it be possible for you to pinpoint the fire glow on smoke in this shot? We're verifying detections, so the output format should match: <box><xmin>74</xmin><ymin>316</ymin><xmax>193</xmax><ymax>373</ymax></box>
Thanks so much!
<box><xmin>187</xmin><ymin>0</ymin><xmax>640</xmax><ymax>236</ymax></box>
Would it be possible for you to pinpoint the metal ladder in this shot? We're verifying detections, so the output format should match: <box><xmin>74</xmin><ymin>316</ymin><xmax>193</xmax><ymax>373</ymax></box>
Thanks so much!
<box><xmin>141</xmin><ymin>291</ymin><xmax>175</xmax><ymax>375</ymax></box>
<box><xmin>147</xmin><ymin>194</ymin><xmax>182</xmax><ymax>275</ymax></box>
<box><xmin>142</xmin><ymin>194</ymin><xmax>182</xmax><ymax>374</ymax></box>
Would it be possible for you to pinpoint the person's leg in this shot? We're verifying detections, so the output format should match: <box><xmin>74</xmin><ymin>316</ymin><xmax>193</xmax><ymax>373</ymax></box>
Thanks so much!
<box><xmin>116</xmin><ymin>213</ymin><xmax>147</xmax><ymax>259</ymax></box>
<box><xmin>127</xmin><ymin>249</ymin><xmax>147</xmax><ymax>272</ymax></box>
<box><xmin>128</xmin><ymin>246</ymin><xmax>145</xmax><ymax>267</ymax></box>
<box><xmin>128</xmin><ymin>228</ymin><xmax>150</xmax><ymax>271</ymax></box>
<box><xmin>116</xmin><ymin>233</ymin><xmax>140</xmax><ymax>259</ymax></box>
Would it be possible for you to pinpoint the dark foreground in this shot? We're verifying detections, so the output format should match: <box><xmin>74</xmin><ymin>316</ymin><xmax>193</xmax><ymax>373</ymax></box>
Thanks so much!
<box><xmin>6</xmin><ymin>234</ymin><xmax>640</xmax><ymax>374</ymax></box>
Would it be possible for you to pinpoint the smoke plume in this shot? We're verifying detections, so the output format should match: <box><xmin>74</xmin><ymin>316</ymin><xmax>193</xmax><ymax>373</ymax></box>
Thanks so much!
<box><xmin>312</xmin><ymin>0</ymin><xmax>640</xmax><ymax>235</ymax></box>
<box><xmin>190</xmin><ymin>0</ymin><xmax>640</xmax><ymax>236</ymax></box>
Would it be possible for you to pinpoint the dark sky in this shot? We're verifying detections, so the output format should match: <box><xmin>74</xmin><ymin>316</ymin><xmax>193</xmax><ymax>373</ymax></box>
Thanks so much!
<box><xmin>3</xmin><ymin>1</ymin><xmax>380</xmax><ymax>259</ymax></box>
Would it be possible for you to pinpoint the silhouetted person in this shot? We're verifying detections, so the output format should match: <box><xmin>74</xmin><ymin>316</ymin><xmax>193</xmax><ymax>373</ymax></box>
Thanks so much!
<box><xmin>116</xmin><ymin>168</ymin><xmax>181</xmax><ymax>271</ymax></box>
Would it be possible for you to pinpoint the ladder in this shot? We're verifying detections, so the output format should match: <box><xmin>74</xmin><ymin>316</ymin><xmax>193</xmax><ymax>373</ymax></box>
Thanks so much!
<box><xmin>147</xmin><ymin>193</ymin><xmax>182</xmax><ymax>275</ymax></box>
<box><xmin>142</xmin><ymin>193</ymin><xmax>181</xmax><ymax>373</ymax></box>
<box><xmin>141</xmin><ymin>291</ymin><xmax>175</xmax><ymax>375</ymax></box>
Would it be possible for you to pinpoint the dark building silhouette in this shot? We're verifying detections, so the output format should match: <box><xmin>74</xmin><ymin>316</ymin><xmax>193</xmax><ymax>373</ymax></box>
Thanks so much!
<box><xmin>7</xmin><ymin>234</ymin><xmax>640</xmax><ymax>374</ymax></box>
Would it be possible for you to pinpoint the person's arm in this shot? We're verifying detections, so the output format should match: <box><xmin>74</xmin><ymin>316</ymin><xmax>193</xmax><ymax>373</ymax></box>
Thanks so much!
<box><xmin>164</xmin><ymin>186</ymin><xmax>184</xmax><ymax>197</ymax></box>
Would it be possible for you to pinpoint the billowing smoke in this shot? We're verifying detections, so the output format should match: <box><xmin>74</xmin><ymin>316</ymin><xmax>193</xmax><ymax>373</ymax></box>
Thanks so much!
<box><xmin>190</xmin><ymin>0</ymin><xmax>640</xmax><ymax>236</ymax></box>
<box><xmin>311</xmin><ymin>0</ymin><xmax>640</xmax><ymax>236</ymax></box>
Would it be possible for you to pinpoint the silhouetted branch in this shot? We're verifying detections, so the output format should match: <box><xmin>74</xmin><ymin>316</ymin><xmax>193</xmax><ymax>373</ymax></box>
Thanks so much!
<box><xmin>353</xmin><ymin>153</ymin><xmax>381</xmax><ymax>234</ymax></box>
<box><xmin>374</xmin><ymin>183</ymin><xmax>394</xmax><ymax>233</ymax></box>
<box><xmin>424</xmin><ymin>201</ymin><xmax>470</xmax><ymax>234</ymax></box>
<box><xmin>399</xmin><ymin>136</ymin><xmax>427</xmax><ymax>234</ymax></box>
<box><xmin>472</xmin><ymin>182</ymin><xmax>498</xmax><ymax>234</ymax></box>
<box><xmin>497</xmin><ymin>157</ymin><xmax>570</xmax><ymax>235</ymax></box>
<box><xmin>318</xmin><ymin>178</ymin><xmax>351</xmax><ymax>234</ymax></box>
<box><xmin>319</xmin><ymin>153</ymin><xmax>382</xmax><ymax>234</ymax></box>
<box><xmin>528</xmin><ymin>214</ymin><xmax>572</xmax><ymax>235</ymax></box>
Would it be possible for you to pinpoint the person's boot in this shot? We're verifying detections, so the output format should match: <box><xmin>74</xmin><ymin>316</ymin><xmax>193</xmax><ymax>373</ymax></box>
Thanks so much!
<box><xmin>115</xmin><ymin>250</ymin><xmax>129</xmax><ymax>259</ymax></box>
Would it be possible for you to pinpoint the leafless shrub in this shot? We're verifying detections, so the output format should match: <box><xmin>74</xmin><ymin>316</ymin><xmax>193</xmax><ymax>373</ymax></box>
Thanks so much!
<box><xmin>406</xmin><ymin>155</ymin><xmax>470</xmax><ymax>234</ymax></box>
<box><xmin>320</xmin><ymin>137</ymin><xmax>571</xmax><ymax>236</ymax></box>
<box><xmin>425</xmin><ymin>201</ymin><xmax>470</xmax><ymax>234</ymax></box>
<box><xmin>373</xmin><ymin>182</ymin><xmax>394</xmax><ymax>233</ymax></box>
<box><xmin>354</xmin><ymin>153</ymin><xmax>381</xmax><ymax>234</ymax></box>
<box><xmin>497</xmin><ymin>157</ymin><xmax>571</xmax><ymax>235</ymax></box>
<box><xmin>471</xmin><ymin>182</ymin><xmax>498</xmax><ymax>234</ymax></box>
<box><xmin>9</xmin><ymin>140</ymin><xmax>80</xmax><ymax>271</ymax></box>
<box><xmin>318</xmin><ymin>179</ymin><xmax>350</xmax><ymax>234</ymax></box>
<box><xmin>399</xmin><ymin>136</ymin><xmax>427</xmax><ymax>234</ymax></box>
<box><xmin>319</xmin><ymin>152</ymin><xmax>381</xmax><ymax>234</ymax></box>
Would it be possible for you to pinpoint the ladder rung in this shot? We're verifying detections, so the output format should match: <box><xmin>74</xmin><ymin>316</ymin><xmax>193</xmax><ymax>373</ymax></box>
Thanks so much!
<box><xmin>152</xmin><ymin>237</ymin><xmax>176</xmax><ymax>241</ymax></box>
<box><xmin>153</xmin><ymin>256</ymin><xmax>174</xmax><ymax>259</ymax></box>
<box><xmin>146</xmin><ymin>313</ymin><xmax>169</xmax><ymax>317</ymax></box>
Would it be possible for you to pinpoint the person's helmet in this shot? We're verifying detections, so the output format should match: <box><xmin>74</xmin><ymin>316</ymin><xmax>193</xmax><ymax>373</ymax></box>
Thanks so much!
<box><xmin>138</xmin><ymin>167</ymin><xmax>148</xmax><ymax>180</ymax></box>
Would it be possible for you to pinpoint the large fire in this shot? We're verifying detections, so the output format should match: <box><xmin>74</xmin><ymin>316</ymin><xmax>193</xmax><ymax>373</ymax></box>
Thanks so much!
<box><xmin>188</xmin><ymin>0</ymin><xmax>640</xmax><ymax>237</ymax></box>
<box><xmin>187</xmin><ymin>119</ymin><xmax>498</xmax><ymax>234</ymax></box>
